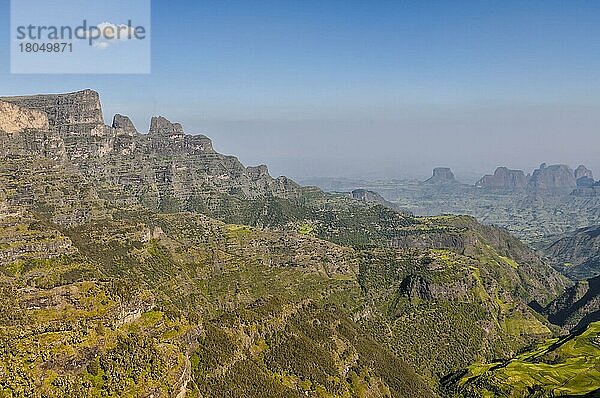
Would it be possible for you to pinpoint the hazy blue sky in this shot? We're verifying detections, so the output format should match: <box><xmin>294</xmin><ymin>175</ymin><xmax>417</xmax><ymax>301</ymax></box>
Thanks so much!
<box><xmin>1</xmin><ymin>0</ymin><xmax>599</xmax><ymax>181</ymax></box>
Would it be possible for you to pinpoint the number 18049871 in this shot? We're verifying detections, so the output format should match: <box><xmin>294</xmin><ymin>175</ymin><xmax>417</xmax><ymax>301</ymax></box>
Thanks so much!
<box><xmin>19</xmin><ymin>42</ymin><xmax>73</xmax><ymax>53</ymax></box>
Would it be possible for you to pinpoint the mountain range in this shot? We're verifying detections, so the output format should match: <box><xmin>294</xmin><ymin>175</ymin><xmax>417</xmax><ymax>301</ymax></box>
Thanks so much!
<box><xmin>0</xmin><ymin>90</ymin><xmax>598</xmax><ymax>397</ymax></box>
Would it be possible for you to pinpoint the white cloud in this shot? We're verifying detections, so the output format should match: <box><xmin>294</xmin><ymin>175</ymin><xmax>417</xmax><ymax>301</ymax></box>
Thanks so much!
<box><xmin>97</xmin><ymin>22</ymin><xmax>137</xmax><ymax>41</ymax></box>
<box><xmin>89</xmin><ymin>22</ymin><xmax>139</xmax><ymax>50</ymax></box>
<box><xmin>93</xmin><ymin>41</ymin><xmax>110</xmax><ymax>49</ymax></box>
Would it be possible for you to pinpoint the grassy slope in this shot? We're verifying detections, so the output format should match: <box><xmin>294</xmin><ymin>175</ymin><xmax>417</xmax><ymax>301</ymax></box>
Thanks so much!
<box><xmin>455</xmin><ymin>321</ymin><xmax>600</xmax><ymax>397</ymax></box>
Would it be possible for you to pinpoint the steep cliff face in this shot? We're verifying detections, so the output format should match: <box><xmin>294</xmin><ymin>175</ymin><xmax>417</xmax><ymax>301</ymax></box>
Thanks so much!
<box><xmin>97</xmin><ymin>114</ymin><xmax>297</xmax><ymax>212</ymax></box>
<box><xmin>576</xmin><ymin>176</ymin><xmax>596</xmax><ymax>187</ymax></box>
<box><xmin>0</xmin><ymin>100</ymin><xmax>49</xmax><ymax>133</ymax></box>
<box><xmin>544</xmin><ymin>226</ymin><xmax>600</xmax><ymax>280</ymax></box>
<box><xmin>475</xmin><ymin>167</ymin><xmax>527</xmax><ymax>189</ymax></box>
<box><xmin>424</xmin><ymin>167</ymin><xmax>457</xmax><ymax>184</ymax></box>
<box><xmin>0</xmin><ymin>89</ymin><xmax>104</xmax><ymax>127</ymax></box>
<box><xmin>112</xmin><ymin>114</ymin><xmax>138</xmax><ymax>136</ymax></box>
<box><xmin>544</xmin><ymin>275</ymin><xmax>600</xmax><ymax>332</ymax></box>
<box><xmin>572</xmin><ymin>167</ymin><xmax>600</xmax><ymax>197</ymax></box>
<box><xmin>527</xmin><ymin>163</ymin><xmax>577</xmax><ymax>192</ymax></box>
<box><xmin>1</xmin><ymin>90</ymin><xmax>115</xmax><ymax>161</ymax></box>
<box><xmin>149</xmin><ymin>116</ymin><xmax>185</xmax><ymax>138</ymax></box>
<box><xmin>0</xmin><ymin>90</ymin><xmax>301</xmax><ymax>215</ymax></box>
<box><xmin>572</xmin><ymin>185</ymin><xmax>600</xmax><ymax>197</ymax></box>
<box><xmin>0</xmin><ymin>101</ymin><xmax>65</xmax><ymax>161</ymax></box>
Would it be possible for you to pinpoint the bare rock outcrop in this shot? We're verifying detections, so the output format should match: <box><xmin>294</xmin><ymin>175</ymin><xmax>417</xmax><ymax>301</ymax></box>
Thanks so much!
<box><xmin>112</xmin><ymin>114</ymin><xmax>138</xmax><ymax>136</ymax></box>
<box><xmin>0</xmin><ymin>89</ymin><xmax>301</xmax><ymax>217</ymax></box>
<box><xmin>424</xmin><ymin>167</ymin><xmax>457</xmax><ymax>184</ymax></box>
<box><xmin>0</xmin><ymin>89</ymin><xmax>103</xmax><ymax>127</ymax></box>
<box><xmin>0</xmin><ymin>89</ymin><xmax>115</xmax><ymax>160</ymax></box>
<box><xmin>571</xmin><ymin>167</ymin><xmax>599</xmax><ymax>197</ymax></box>
<box><xmin>0</xmin><ymin>101</ymin><xmax>64</xmax><ymax>161</ymax></box>
<box><xmin>576</xmin><ymin>176</ymin><xmax>596</xmax><ymax>188</ymax></box>
<box><xmin>149</xmin><ymin>116</ymin><xmax>184</xmax><ymax>138</ymax></box>
<box><xmin>527</xmin><ymin>163</ymin><xmax>576</xmax><ymax>192</ymax></box>
<box><xmin>0</xmin><ymin>100</ymin><xmax>49</xmax><ymax>133</ymax></box>
<box><xmin>475</xmin><ymin>167</ymin><xmax>527</xmax><ymax>189</ymax></box>
<box><xmin>246</xmin><ymin>165</ymin><xmax>269</xmax><ymax>180</ymax></box>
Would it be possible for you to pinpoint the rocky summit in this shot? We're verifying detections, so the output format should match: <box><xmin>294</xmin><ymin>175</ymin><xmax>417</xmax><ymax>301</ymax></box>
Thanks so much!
<box><xmin>527</xmin><ymin>163</ymin><xmax>577</xmax><ymax>193</ymax></box>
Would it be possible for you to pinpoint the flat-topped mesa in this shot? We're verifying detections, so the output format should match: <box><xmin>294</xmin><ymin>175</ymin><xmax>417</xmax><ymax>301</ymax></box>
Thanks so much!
<box><xmin>0</xmin><ymin>90</ymin><xmax>110</xmax><ymax>161</ymax></box>
<box><xmin>527</xmin><ymin>163</ymin><xmax>576</xmax><ymax>192</ymax></box>
<box><xmin>575</xmin><ymin>165</ymin><xmax>594</xmax><ymax>180</ymax></box>
<box><xmin>0</xmin><ymin>89</ymin><xmax>104</xmax><ymax>128</ymax></box>
<box><xmin>475</xmin><ymin>167</ymin><xmax>527</xmax><ymax>189</ymax></box>
<box><xmin>424</xmin><ymin>167</ymin><xmax>457</xmax><ymax>184</ymax></box>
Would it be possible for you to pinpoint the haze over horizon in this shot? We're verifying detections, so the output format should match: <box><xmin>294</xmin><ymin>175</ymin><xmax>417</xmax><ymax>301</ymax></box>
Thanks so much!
<box><xmin>1</xmin><ymin>0</ymin><xmax>599</xmax><ymax>180</ymax></box>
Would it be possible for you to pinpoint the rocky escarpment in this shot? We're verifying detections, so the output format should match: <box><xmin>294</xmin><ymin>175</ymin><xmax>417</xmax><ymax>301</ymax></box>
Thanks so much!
<box><xmin>0</xmin><ymin>89</ymin><xmax>103</xmax><ymax>127</ymax></box>
<box><xmin>112</xmin><ymin>114</ymin><xmax>138</xmax><ymax>135</ymax></box>
<box><xmin>1</xmin><ymin>89</ymin><xmax>117</xmax><ymax>160</ymax></box>
<box><xmin>424</xmin><ymin>167</ymin><xmax>457</xmax><ymax>185</ymax></box>
<box><xmin>544</xmin><ymin>226</ymin><xmax>600</xmax><ymax>280</ymax></box>
<box><xmin>576</xmin><ymin>176</ymin><xmax>596</xmax><ymax>188</ymax></box>
<box><xmin>149</xmin><ymin>116</ymin><xmax>185</xmax><ymax>138</ymax></box>
<box><xmin>475</xmin><ymin>167</ymin><xmax>527</xmax><ymax>189</ymax></box>
<box><xmin>390</xmin><ymin>216</ymin><xmax>568</xmax><ymax>305</ymax></box>
<box><xmin>399</xmin><ymin>273</ymin><xmax>477</xmax><ymax>301</ymax></box>
<box><xmin>0</xmin><ymin>89</ymin><xmax>301</xmax><ymax>218</ymax></box>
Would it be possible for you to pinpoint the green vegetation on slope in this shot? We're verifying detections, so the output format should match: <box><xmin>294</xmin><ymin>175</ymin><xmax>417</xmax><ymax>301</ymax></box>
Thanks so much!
<box><xmin>0</xmin><ymin>154</ymin><xmax>575</xmax><ymax>397</ymax></box>
<box><xmin>453</xmin><ymin>321</ymin><xmax>600</xmax><ymax>397</ymax></box>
